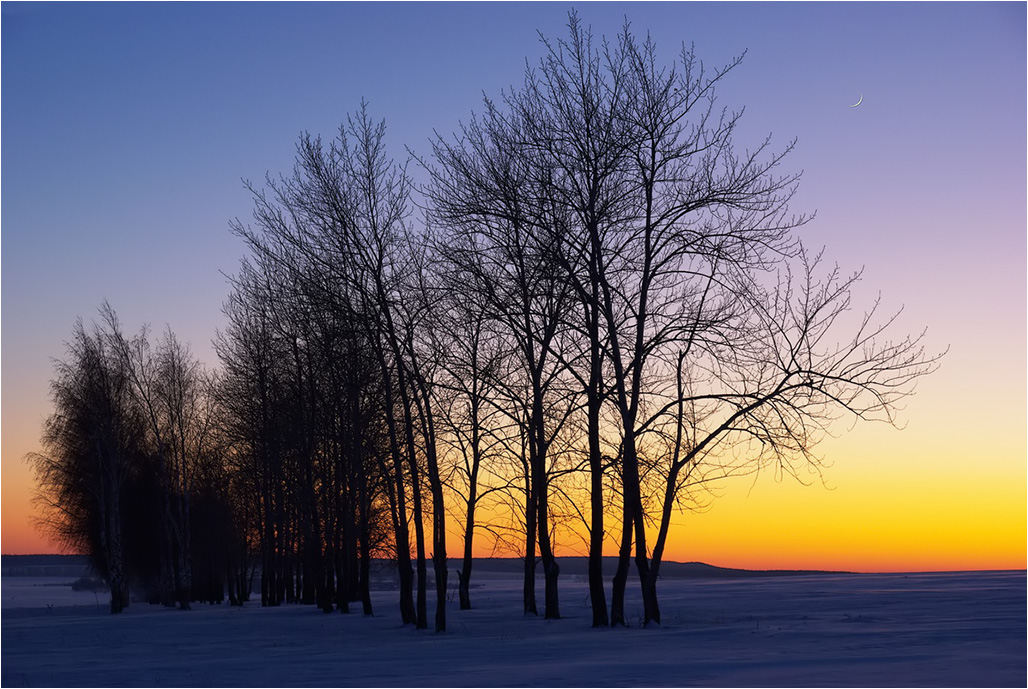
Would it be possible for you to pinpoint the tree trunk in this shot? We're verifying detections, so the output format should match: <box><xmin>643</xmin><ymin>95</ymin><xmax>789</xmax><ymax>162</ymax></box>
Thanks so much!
<box><xmin>536</xmin><ymin>462</ymin><xmax>559</xmax><ymax>619</ymax></box>
<box><xmin>531</xmin><ymin>370</ymin><xmax>560</xmax><ymax>620</ymax></box>
<box><xmin>543</xmin><ymin>558</ymin><xmax>560</xmax><ymax>620</ymax></box>
<box><xmin>394</xmin><ymin>489</ymin><xmax>415</xmax><ymax>624</ymax></box>
<box><xmin>586</xmin><ymin>310</ymin><xmax>608</xmax><ymax>627</ymax></box>
<box><xmin>359</xmin><ymin>524</ymin><xmax>374</xmax><ymax>616</ymax></box>
<box><xmin>459</xmin><ymin>498</ymin><xmax>475</xmax><ymax>610</ymax></box>
<box><xmin>178</xmin><ymin>483</ymin><xmax>193</xmax><ymax>610</ymax></box>
<box><xmin>106</xmin><ymin>491</ymin><xmax>128</xmax><ymax>614</ymax></box>
<box><xmin>335</xmin><ymin>544</ymin><xmax>350</xmax><ymax>613</ymax></box>
<box><xmin>409</xmin><ymin>461</ymin><xmax>428</xmax><ymax>629</ymax></box>
<box><xmin>321</xmin><ymin>553</ymin><xmax>335</xmax><ymax>613</ymax></box>
<box><xmin>522</xmin><ymin>474</ymin><xmax>538</xmax><ymax>616</ymax></box>
<box><xmin>587</xmin><ymin>462</ymin><xmax>607</xmax><ymax>626</ymax></box>
<box><xmin>376</xmin><ymin>346</ymin><xmax>415</xmax><ymax>624</ymax></box>
<box><xmin>538</xmin><ymin>506</ymin><xmax>560</xmax><ymax>619</ymax></box>
<box><xmin>337</xmin><ymin>505</ymin><xmax>353</xmax><ymax>613</ymax></box>
<box><xmin>430</xmin><ymin>478</ymin><xmax>448</xmax><ymax>631</ymax></box>
<box><xmin>610</xmin><ymin>499</ymin><xmax>632</xmax><ymax>627</ymax></box>
<box><xmin>433</xmin><ymin>548</ymin><xmax>448</xmax><ymax>633</ymax></box>
<box><xmin>458</xmin><ymin>567</ymin><xmax>471</xmax><ymax>611</ymax></box>
<box><xmin>624</xmin><ymin>436</ymin><xmax>660</xmax><ymax>626</ymax></box>
<box><xmin>640</xmin><ymin>568</ymin><xmax>661</xmax><ymax>626</ymax></box>
<box><xmin>354</xmin><ymin>427</ymin><xmax>374</xmax><ymax>616</ymax></box>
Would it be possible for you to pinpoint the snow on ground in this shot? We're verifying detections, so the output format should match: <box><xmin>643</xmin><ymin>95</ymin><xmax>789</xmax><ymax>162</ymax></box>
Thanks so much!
<box><xmin>2</xmin><ymin>578</ymin><xmax>109</xmax><ymax>611</ymax></box>
<box><xmin>2</xmin><ymin>570</ymin><xmax>1024</xmax><ymax>687</ymax></box>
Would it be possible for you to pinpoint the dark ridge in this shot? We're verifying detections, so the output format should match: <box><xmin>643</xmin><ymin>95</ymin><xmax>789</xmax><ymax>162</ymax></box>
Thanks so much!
<box><xmin>2</xmin><ymin>553</ymin><xmax>849</xmax><ymax>580</ymax></box>
<box><xmin>463</xmin><ymin>556</ymin><xmax>851</xmax><ymax>579</ymax></box>
<box><xmin>1</xmin><ymin>554</ymin><xmax>92</xmax><ymax>578</ymax></box>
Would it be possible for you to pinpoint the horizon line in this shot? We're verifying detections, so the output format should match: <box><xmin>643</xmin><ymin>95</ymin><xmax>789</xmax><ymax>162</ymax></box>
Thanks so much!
<box><xmin>3</xmin><ymin>552</ymin><xmax>1023</xmax><ymax>576</ymax></box>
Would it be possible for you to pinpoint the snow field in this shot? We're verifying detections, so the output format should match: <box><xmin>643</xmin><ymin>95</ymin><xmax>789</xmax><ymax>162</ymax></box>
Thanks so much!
<box><xmin>2</xmin><ymin>571</ymin><xmax>1024</xmax><ymax>687</ymax></box>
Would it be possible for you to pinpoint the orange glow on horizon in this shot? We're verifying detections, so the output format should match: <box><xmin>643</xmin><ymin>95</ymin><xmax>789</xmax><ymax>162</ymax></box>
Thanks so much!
<box><xmin>5</xmin><ymin>413</ymin><xmax>1025</xmax><ymax>573</ymax></box>
<box><xmin>2</xmin><ymin>457</ymin><xmax>49</xmax><ymax>555</ymax></box>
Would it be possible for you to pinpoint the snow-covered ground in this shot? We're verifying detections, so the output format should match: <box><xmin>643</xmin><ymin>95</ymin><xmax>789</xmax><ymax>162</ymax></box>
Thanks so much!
<box><xmin>2</xmin><ymin>570</ymin><xmax>1024</xmax><ymax>687</ymax></box>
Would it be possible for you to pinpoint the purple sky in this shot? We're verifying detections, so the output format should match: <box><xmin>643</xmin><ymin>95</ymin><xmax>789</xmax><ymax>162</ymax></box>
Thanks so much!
<box><xmin>3</xmin><ymin>2</ymin><xmax>1024</xmax><ymax>564</ymax></box>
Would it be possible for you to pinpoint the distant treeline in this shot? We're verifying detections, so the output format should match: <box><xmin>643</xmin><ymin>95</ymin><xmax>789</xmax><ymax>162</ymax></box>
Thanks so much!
<box><xmin>0</xmin><ymin>554</ymin><xmax>845</xmax><ymax>582</ymax></box>
<box><xmin>1</xmin><ymin>554</ymin><xmax>91</xmax><ymax>578</ymax></box>
<box><xmin>29</xmin><ymin>14</ymin><xmax>936</xmax><ymax>627</ymax></box>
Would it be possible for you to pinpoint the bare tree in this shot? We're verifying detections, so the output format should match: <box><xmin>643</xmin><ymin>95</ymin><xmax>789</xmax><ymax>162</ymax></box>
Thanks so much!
<box><xmin>428</xmin><ymin>272</ymin><xmax>513</xmax><ymax>610</ymax></box>
<box><xmin>227</xmin><ymin>104</ymin><xmax>454</xmax><ymax>630</ymax></box>
<box><xmin>216</xmin><ymin>263</ymin><xmax>295</xmax><ymax>607</ymax></box>
<box><xmin>104</xmin><ymin>315</ymin><xmax>210</xmax><ymax>610</ymax></box>
<box><xmin>425</xmin><ymin>94</ymin><xmax>586</xmax><ymax>619</ymax></box>
<box><xmin>425</xmin><ymin>13</ymin><xmax>940</xmax><ymax>628</ymax></box>
<box><xmin>30</xmin><ymin>309</ymin><xmax>142</xmax><ymax>613</ymax></box>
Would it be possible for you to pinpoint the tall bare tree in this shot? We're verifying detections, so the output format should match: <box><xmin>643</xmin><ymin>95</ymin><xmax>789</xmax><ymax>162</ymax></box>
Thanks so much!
<box><xmin>32</xmin><ymin>309</ymin><xmax>141</xmax><ymax>613</ymax></box>
<box><xmin>425</xmin><ymin>13</ymin><xmax>940</xmax><ymax>628</ymax></box>
<box><xmin>228</xmin><ymin>104</ymin><xmax>454</xmax><ymax>630</ymax></box>
<box><xmin>428</xmin><ymin>270</ymin><xmax>514</xmax><ymax>610</ymax></box>
<box><xmin>425</xmin><ymin>93</ymin><xmax>586</xmax><ymax>618</ymax></box>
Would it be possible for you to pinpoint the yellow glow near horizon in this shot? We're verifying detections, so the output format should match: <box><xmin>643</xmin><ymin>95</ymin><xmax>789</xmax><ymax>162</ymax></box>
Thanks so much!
<box><xmin>464</xmin><ymin>416</ymin><xmax>1026</xmax><ymax>573</ymax></box>
<box><xmin>5</xmin><ymin>382</ymin><xmax>1025</xmax><ymax>573</ymax></box>
<box><xmin>651</xmin><ymin>419</ymin><xmax>1026</xmax><ymax>572</ymax></box>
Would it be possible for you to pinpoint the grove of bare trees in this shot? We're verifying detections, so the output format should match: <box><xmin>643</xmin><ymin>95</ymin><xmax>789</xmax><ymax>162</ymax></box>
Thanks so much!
<box><xmin>31</xmin><ymin>15</ymin><xmax>939</xmax><ymax>626</ymax></box>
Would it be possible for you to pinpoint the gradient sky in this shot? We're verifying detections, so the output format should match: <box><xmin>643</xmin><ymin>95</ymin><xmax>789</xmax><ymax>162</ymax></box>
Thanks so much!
<box><xmin>3</xmin><ymin>2</ymin><xmax>1024</xmax><ymax>572</ymax></box>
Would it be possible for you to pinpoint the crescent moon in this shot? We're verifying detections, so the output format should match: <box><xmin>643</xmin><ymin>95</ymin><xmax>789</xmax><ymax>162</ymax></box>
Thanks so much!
<box><xmin>850</xmin><ymin>94</ymin><xmax>863</xmax><ymax>108</ymax></box>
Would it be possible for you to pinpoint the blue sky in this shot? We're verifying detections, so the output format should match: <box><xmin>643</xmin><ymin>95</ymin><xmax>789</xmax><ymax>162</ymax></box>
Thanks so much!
<box><xmin>3</xmin><ymin>2</ymin><xmax>1025</xmax><ymax>565</ymax></box>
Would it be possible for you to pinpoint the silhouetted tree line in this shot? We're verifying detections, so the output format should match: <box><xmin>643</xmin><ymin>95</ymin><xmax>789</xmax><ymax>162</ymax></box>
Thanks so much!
<box><xmin>31</xmin><ymin>15</ymin><xmax>939</xmax><ymax>625</ymax></box>
<box><xmin>30</xmin><ymin>305</ymin><xmax>247</xmax><ymax>612</ymax></box>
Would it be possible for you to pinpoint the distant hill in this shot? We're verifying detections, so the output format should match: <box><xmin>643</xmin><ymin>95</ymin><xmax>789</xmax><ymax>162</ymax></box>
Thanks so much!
<box><xmin>467</xmin><ymin>556</ymin><xmax>849</xmax><ymax>579</ymax></box>
<box><xmin>1</xmin><ymin>554</ymin><xmax>92</xmax><ymax>578</ymax></box>
<box><xmin>1</xmin><ymin>553</ymin><xmax>846</xmax><ymax>580</ymax></box>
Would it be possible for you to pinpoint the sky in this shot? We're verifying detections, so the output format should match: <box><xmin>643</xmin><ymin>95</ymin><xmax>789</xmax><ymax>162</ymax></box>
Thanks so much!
<box><xmin>2</xmin><ymin>2</ymin><xmax>1024</xmax><ymax>572</ymax></box>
